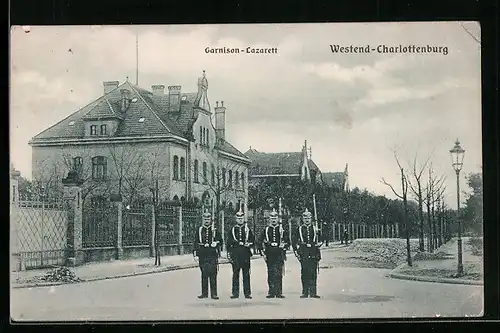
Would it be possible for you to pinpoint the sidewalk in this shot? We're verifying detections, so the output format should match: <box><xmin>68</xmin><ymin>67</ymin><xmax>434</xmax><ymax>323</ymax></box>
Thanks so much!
<box><xmin>389</xmin><ymin>237</ymin><xmax>483</xmax><ymax>286</ymax></box>
<box><xmin>12</xmin><ymin>244</ymin><xmax>344</xmax><ymax>289</ymax></box>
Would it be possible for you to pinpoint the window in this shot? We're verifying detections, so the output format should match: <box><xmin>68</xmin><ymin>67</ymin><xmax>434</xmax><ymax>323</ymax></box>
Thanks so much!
<box><xmin>180</xmin><ymin>157</ymin><xmax>186</xmax><ymax>180</ymax></box>
<box><xmin>211</xmin><ymin>164</ymin><xmax>215</xmax><ymax>186</ymax></box>
<box><xmin>202</xmin><ymin>162</ymin><xmax>207</xmax><ymax>184</ymax></box>
<box><xmin>173</xmin><ymin>156</ymin><xmax>179</xmax><ymax>180</ymax></box>
<box><xmin>194</xmin><ymin>160</ymin><xmax>199</xmax><ymax>183</ymax></box>
<box><xmin>90</xmin><ymin>125</ymin><xmax>97</xmax><ymax>135</ymax></box>
<box><xmin>138</xmin><ymin>117</ymin><xmax>145</xmax><ymax>122</ymax></box>
<box><xmin>68</xmin><ymin>121</ymin><xmax>75</xmax><ymax>126</ymax></box>
<box><xmin>199</xmin><ymin>126</ymin><xmax>203</xmax><ymax>144</ymax></box>
<box><xmin>73</xmin><ymin>157</ymin><xmax>83</xmax><ymax>175</ymax></box>
<box><xmin>241</xmin><ymin>172</ymin><xmax>245</xmax><ymax>189</ymax></box>
<box><xmin>92</xmin><ymin>156</ymin><xmax>107</xmax><ymax>180</ymax></box>
<box><xmin>100</xmin><ymin>124</ymin><xmax>107</xmax><ymax>135</ymax></box>
<box><xmin>228</xmin><ymin>170</ymin><xmax>233</xmax><ymax>189</ymax></box>
<box><xmin>235</xmin><ymin>171</ymin><xmax>239</xmax><ymax>187</ymax></box>
<box><xmin>222</xmin><ymin>168</ymin><xmax>226</xmax><ymax>187</ymax></box>
<box><xmin>206</xmin><ymin>128</ymin><xmax>209</xmax><ymax>146</ymax></box>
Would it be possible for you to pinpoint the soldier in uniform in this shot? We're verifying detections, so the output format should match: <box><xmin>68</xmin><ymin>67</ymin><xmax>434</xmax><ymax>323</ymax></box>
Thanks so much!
<box><xmin>293</xmin><ymin>208</ymin><xmax>322</xmax><ymax>298</ymax></box>
<box><xmin>258</xmin><ymin>208</ymin><xmax>289</xmax><ymax>299</ymax></box>
<box><xmin>193</xmin><ymin>210</ymin><xmax>223</xmax><ymax>300</ymax></box>
<box><xmin>227</xmin><ymin>207</ymin><xmax>255</xmax><ymax>299</ymax></box>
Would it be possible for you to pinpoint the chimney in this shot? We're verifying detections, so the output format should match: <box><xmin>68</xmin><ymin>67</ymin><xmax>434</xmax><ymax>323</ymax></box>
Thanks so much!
<box><xmin>168</xmin><ymin>85</ymin><xmax>181</xmax><ymax>112</ymax></box>
<box><xmin>215</xmin><ymin>100</ymin><xmax>226</xmax><ymax>143</ymax></box>
<box><xmin>120</xmin><ymin>89</ymin><xmax>131</xmax><ymax>112</ymax></box>
<box><xmin>152</xmin><ymin>84</ymin><xmax>165</xmax><ymax>96</ymax></box>
<box><xmin>103</xmin><ymin>81</ymin><xmax>119</xmax><ymax>95</ymax></box>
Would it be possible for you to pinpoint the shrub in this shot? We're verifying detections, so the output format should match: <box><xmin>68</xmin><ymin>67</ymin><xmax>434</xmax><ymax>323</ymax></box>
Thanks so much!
<box><xmin>468</xmin><ymin>237</ymin><xmax>483</xmax><ymax>256</ymax></box>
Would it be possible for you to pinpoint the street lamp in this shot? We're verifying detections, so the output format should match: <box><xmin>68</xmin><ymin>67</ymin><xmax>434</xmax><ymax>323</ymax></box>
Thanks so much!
<box><xmin>450</xmin><ymin>139</ymin><xmax>465</xmax><ymax>276</ymax></box>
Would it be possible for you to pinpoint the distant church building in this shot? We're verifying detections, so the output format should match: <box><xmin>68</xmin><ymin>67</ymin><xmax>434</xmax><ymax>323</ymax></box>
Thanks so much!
<box><xmin>29</xmin><ymin>71</ymin><xmax>250</xmax><ymax>210</ymax></box>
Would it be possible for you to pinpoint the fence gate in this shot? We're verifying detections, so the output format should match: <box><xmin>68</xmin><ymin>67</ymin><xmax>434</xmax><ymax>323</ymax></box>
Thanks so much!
<box><xmin>122</xmin><ymin>200</ymin><xmax>150</xmax><ymax>246</ymax></box>
<box><xmin>182</xmin><ymin>207</ymin><xmax>201</xmax><ymax>245</ymax></box>
<box><xmin>11</xmin><ymin>199</ymin><xmax>69</xmax><ymax>270</ymax></box>
<box><xmin>82</xmin><ymin>196</ymin><xmax>117</xmax><ymax>248</ymax></box>
<box><xmin>156</xmin><ymin>202</ymin><xmax>179</xmax><ymax>245</ymax></box>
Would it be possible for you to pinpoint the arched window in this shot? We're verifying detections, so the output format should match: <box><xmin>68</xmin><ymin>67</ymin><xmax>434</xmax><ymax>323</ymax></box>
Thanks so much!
<box><xmin>211</xmin><ymin>164</ymin><xmax>215</xmax><ymax>186</ymax></box>
<box><xmin>206</xmin><ymin>128</ymin><xmax>209</xmax><ymax>146</ymax></box>
<box><xmin>202</xmin><ymin>162</ymin><xmax>207</xmax><ymax>183</ymax></box>
<box><xmin>173</xmin><ymin>156</ymin><xmax>179</xmax><ymax>180</ymax></box>
<box><xmin>73</xmin><ymin>156</ymin><xmax>83</xmax><ymax>175</ymax></box>
<box><xmin>180</xmin><ymin>157</ymin><xmax>186</xmax><ymax>180</ymax></box>
<box><xmin>199</xmin><ymin>126</ymin><xmax>203</xmax><ymax>144</ymax></box>
<box><xmin>194</xmin><ymin>160</ymin><xmax>199</xmax><ymax>183</ymax></box>
<box><xmin>241</xmin><ymin>172</ymin><xmax>245</xmax><ymax>189</ymax></box>
<box><xmin>92</xmin><ymin>156</ymin><xmax>107</xmax><ymax>180</ymax></box>
<box><xmin>235</xmin><ymin>171</ymin><xmax>239</xmax><ymax>188</ymax></box>
<box><xmin>173</xmin><ymin>195</ymin><xmax>179</xmax><ymax>202</ymax></box>
<box><xmin>222</xmin><ymin>168</ymin><xmax>226</xmax><ymax>187</ymax></box>
<box><xmin>228</xmin><ymin>170</ymin><xmax>233</xmax><ymax>189</ymax></box>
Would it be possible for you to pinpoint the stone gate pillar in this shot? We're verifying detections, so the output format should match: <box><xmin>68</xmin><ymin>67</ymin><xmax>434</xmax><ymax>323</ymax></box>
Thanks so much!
<box><xmin>62</xmin><ymin>171</ymin><xmax>84</xmax><ymax>266</ymax></box>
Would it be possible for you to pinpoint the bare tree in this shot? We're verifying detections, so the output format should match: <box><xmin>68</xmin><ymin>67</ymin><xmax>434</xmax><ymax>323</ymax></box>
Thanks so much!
<box><xmin>423</xmin><ymin>164</ymin><xmax>446</xmax><ymax>252</ymax></box>
<box><xmin>194</xmin><ymin>155</ymin><xmax>247</xmax><ymax>213</ymax></box>
<box><xmin>60</xmin><ymin>149</ymin><xmax>108</xmax><ymax>201</ymax></box>
<box><xmin>381</xmin><ymin>148</ymin><xmax>412</xmax><ymax>267</ymax></box>
<box><xmin>143</xmin><ymin>146</ymin><xmax>170</xmax><ymax>266</ymax></box>
<box><xmin>31</xmin><ymin>156</ymin><xmax>68</xmax><ymax>200</ymax></box>
<box><xmin>108</xmin><ymin>144</ymin><xmax>148</xmax><ymax>204</ymax></box>
<box><xmin>407</xmin><ymin>152</ymin><xmax>431</xmax><ymax>252</ymax></box>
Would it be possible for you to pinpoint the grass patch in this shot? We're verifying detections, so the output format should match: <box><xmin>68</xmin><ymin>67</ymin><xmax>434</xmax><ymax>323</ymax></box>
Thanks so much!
<box><xmin>399</xmin><ymin>262</ymin><xmax>483</xmax><ymax>281</ymax></box>
<box><xmin>413</xmin><ymin>251</ymin><xmax>454</xmax><ymax>261</ymax></box>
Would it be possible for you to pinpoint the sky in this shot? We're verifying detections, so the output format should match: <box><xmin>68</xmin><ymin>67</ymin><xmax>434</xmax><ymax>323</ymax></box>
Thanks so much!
<box><xmin>10</xmin><ymin>22</ymin><xmax>482</xmax><ymax>207</ymax></box>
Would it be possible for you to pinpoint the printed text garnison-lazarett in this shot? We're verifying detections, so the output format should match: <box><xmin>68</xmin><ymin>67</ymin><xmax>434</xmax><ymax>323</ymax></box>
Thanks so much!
<box><xmin>205</xmin><ymin>47</ymin><xmax>278</xmax><ymax>54</ymax></box>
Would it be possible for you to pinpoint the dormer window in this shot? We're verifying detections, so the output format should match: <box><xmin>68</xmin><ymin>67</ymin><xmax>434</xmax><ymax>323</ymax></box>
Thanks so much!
<box><xmin>100</xmin><ymin>124</ymin><xmax>107</xmax><ymax>135</ymax></box>
<box><xmin>69</xmin><ymin>121</ymin><xmax>75</xmax><ymax>126</ymax></box>
<box><xmin>90</xmin><ymin>125</ymin><xmax>97</xmax><ymax>136</ymax></box>
<box><xmin>139</xmin><ymin>117</ymin><xmax>145</xmax><ymax>122</ymax></box>
<box><xmin>132</xmin><ymin>97</ymin><xmax>138</xmax><ymax>103</ymax></box>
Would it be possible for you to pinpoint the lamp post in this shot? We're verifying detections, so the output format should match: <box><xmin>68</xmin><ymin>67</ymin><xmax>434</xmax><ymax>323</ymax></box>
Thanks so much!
<box><xmin>450</xmin><ymin>139</ymin><xmax>465</xmax><ymax>276</ymax></box>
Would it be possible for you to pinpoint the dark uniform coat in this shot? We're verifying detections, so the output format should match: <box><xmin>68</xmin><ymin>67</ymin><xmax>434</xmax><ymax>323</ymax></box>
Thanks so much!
<box><xmin>292</xmin><ymin>224</ymin><xmax>321</xmax><ymax>297</ymax></box>
<box><xmin>193</xmin><ymin>225</ymin><xmax>223</xmax><ymax>298</ymax></box>
<box><xmin>258</xmin><ymin>224</ymin><xmax>290</xmax><ymax>297</ymax></box>
<box><xmin>227</xmin><ymin>224</ymin><xmax>255</xmax><ymax>298</ymax></box>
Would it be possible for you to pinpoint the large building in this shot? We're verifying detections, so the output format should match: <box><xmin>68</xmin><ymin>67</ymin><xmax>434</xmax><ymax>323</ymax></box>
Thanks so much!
<box><xmin>29</xmin><ymin>71</ymin><xmax>250</xmax><ymax>209</ymax></box>
<box><xmin>245</xmin><ymin>140</ymin><xmax>321</xmax><ymax>185</ymax></box>
<box><xmin>245</xmin><ymin>140</ymin><xmax>348</xmax><ymax>191</ymax></box>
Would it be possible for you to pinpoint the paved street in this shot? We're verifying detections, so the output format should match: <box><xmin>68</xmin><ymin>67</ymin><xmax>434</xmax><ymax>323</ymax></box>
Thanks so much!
<box><xmin>11</xmin><ymin>250</ymin><xmax>483</xmax><ymax>321</ymax></box>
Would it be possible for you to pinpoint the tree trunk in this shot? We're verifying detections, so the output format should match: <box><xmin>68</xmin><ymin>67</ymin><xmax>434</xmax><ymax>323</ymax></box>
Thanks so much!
<box><xmin>418</xmin><ymin>185</ymin><xmax>425</xmax><ymax>252</ymax></box>
<box><xmin>426</xmin><ymin>203</ymin><xmax>433</xmax><ymax>253</ymax></box>
<box><xmin>432</xmin><ymin>204</ymin><xmax>437</xmax><ymax>250</ymax></box>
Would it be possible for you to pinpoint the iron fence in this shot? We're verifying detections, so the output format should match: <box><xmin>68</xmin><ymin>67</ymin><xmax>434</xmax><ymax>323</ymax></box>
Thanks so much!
<box><xmin>12</xmin><ymin>199</ymin><xmax>68</xmax><ymax>269</ymax></box>
<box><xmin>182</xmin><ymin>207</ymin><xmax>201</xmax><ymax>244</ymax></box>
<box><xmin>123</xmin><ymin>200</ymin><xmax>150</xmax><ymax>246</ymax></box>
<box><xmin>82</xmin><ymin>196</ymin><xmax>117</xmax><ymax>248</ymax></box>
<box><xmin>156</xmin><ymin>201</ymin><xmax>179</xmax><ymax>245</ymax></box>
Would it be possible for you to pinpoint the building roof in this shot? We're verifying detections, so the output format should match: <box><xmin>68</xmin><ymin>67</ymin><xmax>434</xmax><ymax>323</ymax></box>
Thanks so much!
<box><xmin>30</xmin><ymin>79</ymin><xmax>247</xmax><ymax>159</ymax></box>
<box><xmin>217</xmin><ymin>141</ymin><xmax>248</xmax><ymax>160</ymax></box>
<box><xmin>322</xmin><ymin>172</ymin><xmax>346</xmax><ymax>188</ymax></box>
<box><xmin>244</xmin><ymin>148</ymin><xmax>320</xmax><ymax>176</ymax></box>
